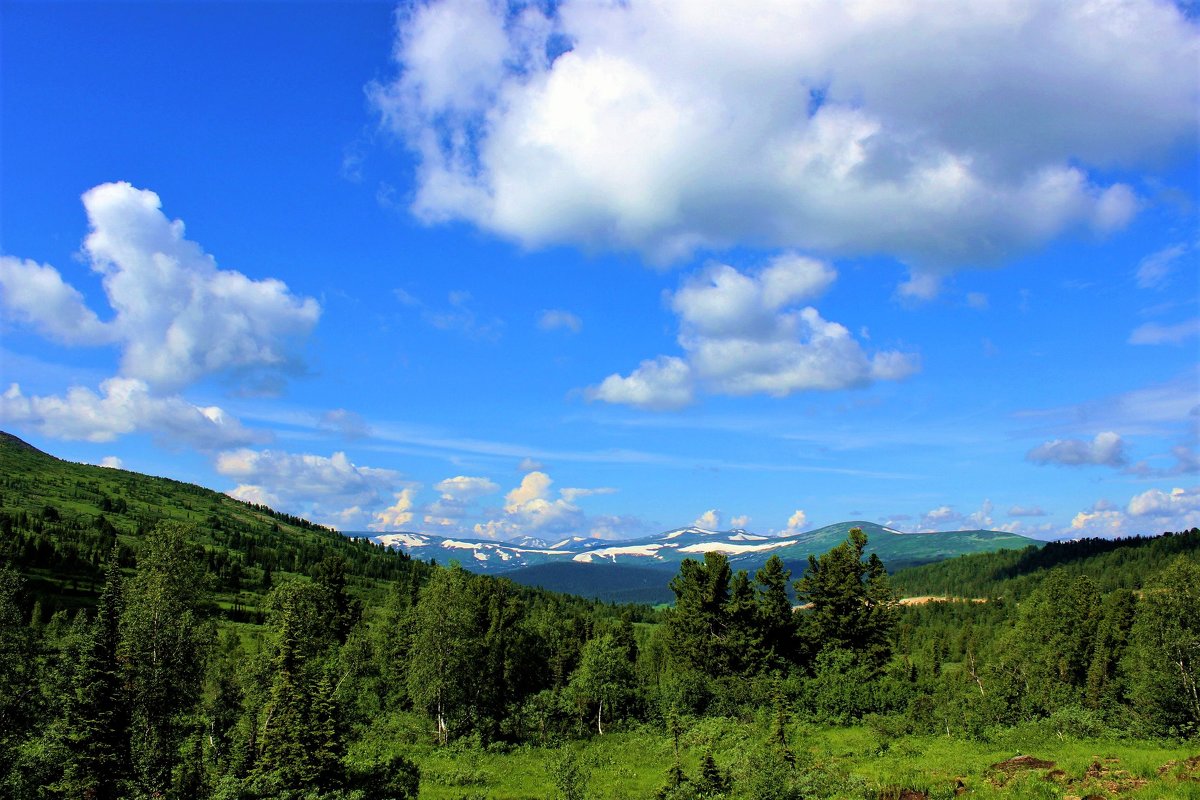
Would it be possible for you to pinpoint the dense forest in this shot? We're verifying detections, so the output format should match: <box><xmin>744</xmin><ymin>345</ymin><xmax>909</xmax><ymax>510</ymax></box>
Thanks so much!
<box><xmin>1</xmin><ymin>434</ymin><xmax>1199</xmax><ymax>799</ymax></box>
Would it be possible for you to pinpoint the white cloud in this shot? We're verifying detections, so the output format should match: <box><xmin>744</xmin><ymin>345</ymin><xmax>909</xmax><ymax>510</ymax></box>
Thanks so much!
<box><xmin>692</xmin><ymin>509</ymin><xmax>721</xmax><ymax>530</ymax></box>
<box><xmin>374</xmin><ymin>488</ymin><xmax>418</xmax><ymax>531</ymax></box>
<box><xmin>98</xmin><ymin>456</ymin><xmax>123</xmax><ymax>469</ymax></box>
<box><xmin>538</xmin><ymin>309</ymin><xmax>583</xmax><ymax>333</ymax></box>
<box><xmin>1129</xmin><ymin>318</ymin><xmax>1200</xmax><ymax>345</ymax></box>
<box><xmin>784</xmin><ymin>509</ymin><xmax>807</xmax><ymax>533</ymax></box>
<box><xmin>435</xmin><ymin>475</ymin><xmax>500</xmax><ymax>500</ymax></box>
<box><xmin>0</xmin><ymin>258</ymin><xmax>111</xmax><ymax>345</ymax></box>
<box><xmin>518</xmin><ymin>456</ymin><xmax>544</xmax><ymax>473</ymax></box>
<box><xmin>472</xmin><ymin>470</ymin><xmax>613</xmax><ymax>539</ymax></box>
<box><xmin>588</xmin><ymin>355</ymin><xmax>695</xmax><ymax>410</ymax></box>
<box><xmin>1069</xmin><ymin>486</ymin><xmax>1200</xmax><ymax>537</ymax></box>
<box><xmin>1127</xmin><ymin>486</ymin><xmax>1200</xmax><ymax>519</ymax></box>
<box><xmin>1027</xmin><ymin>431</ymin><xmax>1127</xmax><ymax>467</ymax></box>
<box><xmin>216</xmin><ymin>447</ymin><xmax>404</xmax><ymax>530</ymax></box>
<box><xmin>1</xmin><ymin>183</ymin><xmax>320</xmax><ymax>393</ymax></box>
<box><xmin>588</xmin><ymin>258</ymin><xmax>917</xmax><ymax>408</ymax></box>
<box><xmin>0</xmin><ymin>379</ymin><xmax>262</xmax><ymax>450</ymax></box>
<box><xmin>372</xmin><ymin>0</ymin><xmax>1193</xmax><ymax>265</ymax></box>
<box><xmin>729</xmin><ymin>514</ymin><xmax>751</xmax><ymax>529</ymax></box>
<box><xmin>1136</xmin><ymin>242</ymin><xmax>1189</xmax><ymax>289</ymax></box>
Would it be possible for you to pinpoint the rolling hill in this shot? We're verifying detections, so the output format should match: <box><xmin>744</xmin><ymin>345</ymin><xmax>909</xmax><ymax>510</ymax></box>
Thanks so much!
<box><xmin>0</xmin><ymin>430</ymin><xmax>1043</xmax><ymax>608</ymax></box>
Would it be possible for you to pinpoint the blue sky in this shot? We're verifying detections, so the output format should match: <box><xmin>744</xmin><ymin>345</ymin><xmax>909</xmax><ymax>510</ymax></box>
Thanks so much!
<box><xmin>1</xmin><ymin>0</ymin><xmax>1197</xmax><ymax>543</ymax></box>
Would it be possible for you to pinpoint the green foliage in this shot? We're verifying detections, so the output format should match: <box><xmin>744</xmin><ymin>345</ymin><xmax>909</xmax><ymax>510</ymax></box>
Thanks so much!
<box><xmin>121</xmin><ymin>522</ymin><xmax>214</xmax><ymax>797</ymax></box>
<box><xmin>5</xmin><ymin>432</ymin><xmax>1200</xmax><ymax>798</ymax></box>
<box><xmin>795</xmin><ymin>527</ymin><xmax>899</xmax><ymax>671</ymax></box>
<box><xmin>1124</xmin><ymin>555</ymin><xmax>1200</xmax><ymax>735</ymax></box>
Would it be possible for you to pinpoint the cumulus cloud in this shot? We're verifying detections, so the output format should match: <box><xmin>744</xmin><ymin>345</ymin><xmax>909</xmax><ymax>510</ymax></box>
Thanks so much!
<box><xmin>216</xmin><ymin>447</ymin><xmax>404</xmax><ymax>530</ymax></box>
<box><xmin>0</xmin><ymin>379</ymin><xmax>262</xmax><ymax>450</ymax></box>
<box><xmin>421</xmin><ymin>475</ymin><xmax>501</xmax><ymax>531</ymax></box>
<box><xmin>98</xmin><ymin>456</ymin><xmax>123</xmax><ymax>469</ymax></box>
<box><xmin>1069</xmin><ymin>486</ymin><xmax>1200</xmax><ymax>537</ymax></box>
<box><xmin>784</xmin><ymin>509</ymin><xmax>807</xmax><ymax>534</ymax></box>
<box><xmin>729</xmin><ymin>514</ymin><xmax>751</xmax><ymax>529</ymax></box>
<box><xmin>692</xmin><ymin>509</ymin><xmax>721</xmax><ymax>530</ymax></box>
<box><xmin>374</xmin><ymin>488</ymin><xmax>418</xmax><ymax>530</ymax></box>
<box><xmin>0</xmin><ymin>183</ymin><xmax>324</xmax><ymax>449</ymax></box>
<box><xmin>472</xmin><ymin>470</ymin><xmax>616</xmax><ymax>540</ymax></box>
<box><xmin>74</xmin><ymin>183</ymin><xmax>319</xmax><ymax>391</ymax></box>
<box><xmin>538</xmin><ymin>309</ymin><xmax>583</xmax><ymax>333</ymax></box>
<box><xmin>1129</xmin><ymin>318</ymin><xmax>1200</xmax><ymax>345</ymax></box>
<box><xmin>372</xmin><ymin>0</ymin><xmax>1193</xmax><ymax>265</ymax></box>
<box><xmin>0</xmin><ymin>258</ymin><xmax>112</xmax><ymax>345</ymax></box>
<box><xmin>1128</xmin><ymin>486</ymin><xmax>1200</xmax><ymax>518</ymax></box>
<box><xmin>1027</xmin><ymin>431</ymin><xmax>1127</xmax><ymax>467</ymax></box>
<box><xmin>588</xmin><ymin>356</ymin><xmax>695</xmax><ymax>410</ymax></box>
<box><xmin>588</xmin><ymin>257</ymin><xmax>916</xmax><ymax>408</ymax></box>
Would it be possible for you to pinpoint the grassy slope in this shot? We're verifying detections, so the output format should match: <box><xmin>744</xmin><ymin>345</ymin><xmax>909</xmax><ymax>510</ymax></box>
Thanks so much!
<box><xmin>352</xmin><ymin>712</ymin><xmax>1200</xmax><ymax>800</ymax></box>
<box><xmin>0</xmin><ymin>430</ymin><xmax>413</xmax><ymax>613</ymax></box>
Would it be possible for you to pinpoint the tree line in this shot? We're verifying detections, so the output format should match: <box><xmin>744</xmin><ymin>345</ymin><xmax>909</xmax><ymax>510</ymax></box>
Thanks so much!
<box><xmin>2</xmin><ymin>522</ymin><xmax>1198</xmax><ymax>799</ymax></box>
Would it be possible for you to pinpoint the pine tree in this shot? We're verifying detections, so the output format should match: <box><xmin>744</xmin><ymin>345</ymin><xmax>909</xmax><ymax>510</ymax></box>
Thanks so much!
<box><xmin>60</xmin><ymin>555</ymin><xmax>130</xmax><ymax>800</ymax></box>
<box><xmin>666</xmin><ymin>553</ymin><xmax>733</xmax><ymax>676</ymax></box>
<box><xmin>120</xmin><ymin>522</ymin><xmax>213</xmax><ymax>797</ymax></box>
<box><xmin>755</xmin><ymin>555</ymin><xmax>797</xmax><ymax>669</ymax></box>
<box><xmin>794</xmin><ymin>528</ymin><xmax>898</xmax><ymax>670</ymax></box>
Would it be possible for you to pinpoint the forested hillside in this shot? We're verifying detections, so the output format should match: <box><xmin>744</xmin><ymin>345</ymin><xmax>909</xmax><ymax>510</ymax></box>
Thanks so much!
<box><xmin>891</xmin><ymin>528</ymin><xmax>1200</xmax><ymax>599</ymax></box>
<box><xmin>2</xmin><ymin>433</ymin><xmax>1198</xmax><ymax>799</ymax></box>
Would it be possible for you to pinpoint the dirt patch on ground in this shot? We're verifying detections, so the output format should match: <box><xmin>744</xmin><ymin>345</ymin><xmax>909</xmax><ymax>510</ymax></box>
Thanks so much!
<box><xmin>989</xmin><ymin>754</ymin><xmax>1058</xmax><ymax>773</ymax></box>
<box><xmin>1158</xmin><ymin>754</ymin><xmax>1200</xmax><ymax>782</ymax></box>
<box><xmin>987</xmin><ymin>755</ymin><xmax>1058</xmax><ymax>788</ymax></box>
<box><xmin>877</xmin><ymin>789</ymin><xmax>927</xmax><ymax>800</ymax></box>
<box><xmin>898</xmin><ymin>596</ymin><xmax>988</xmax><ymax>605</ymax></box>
<box><xmin>1082</xmin><ymin>756</ymin><xmax>1148</xmax><ymax>794</ymax></box>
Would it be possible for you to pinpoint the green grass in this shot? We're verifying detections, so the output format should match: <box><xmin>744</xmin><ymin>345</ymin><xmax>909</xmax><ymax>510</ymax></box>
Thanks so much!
<box><xmin>346</xmin><ymin>711</ymin><xmax>1200</xmax><ymax>799</ymax></box>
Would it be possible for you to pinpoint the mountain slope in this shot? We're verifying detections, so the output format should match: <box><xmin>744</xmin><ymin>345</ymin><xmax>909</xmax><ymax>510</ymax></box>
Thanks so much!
<box><xmin>0</xmin><ymin>431</ymin><xmax>420</xmax><ymax>616</ymax></box>
<box><xmin>501</xmin><ymin>561</ymin><xmax>677</xmax><ymax>604</ymax></box>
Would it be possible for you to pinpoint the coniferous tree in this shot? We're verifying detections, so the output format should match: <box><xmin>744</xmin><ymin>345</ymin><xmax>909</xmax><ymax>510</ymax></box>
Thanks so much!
<box><xmin>250</xmin><ymin>581</ymin><xmax>345</xmax><ymax>797</ymax></box>
<box><xmin>120</xmin><ymin>522</ymin><xmax>213</xmax><ymax>797</ymax></box>
<box><xmin>666</xmin><ymin>553</ymin><xmax>733</xmax><ymax>676</ymax></box>
<box><xmin>794</xmin><ymin>528</ymin><xmax>898</xmax><ymax>670</ymax></box>
<box><xmin>755</xmin><ymin>555</ymin><xmax>797</xmax><ymax>669</ymax></box>
<box><xmin>60</xmin><ymin>555</ymin><xmax>129</xmax><ymax>800</ymax></box>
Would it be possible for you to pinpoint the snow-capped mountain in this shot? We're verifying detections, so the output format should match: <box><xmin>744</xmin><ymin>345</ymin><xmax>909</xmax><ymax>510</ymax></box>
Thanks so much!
<box><xmin>362</xmin><ymin>521</ymin><xmax>1038</xmax><ymax>578</ymax></box>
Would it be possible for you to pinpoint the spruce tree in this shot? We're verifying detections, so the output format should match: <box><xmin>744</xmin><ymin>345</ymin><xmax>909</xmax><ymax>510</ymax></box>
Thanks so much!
<box><xmin>61</xmin><ymin>555</ymin><xmax>129</xmax><ymax>800</ymax></box>
<box><xmin>120</xmin><ymin>522</ymin><xmax>213</xmax><ymax>797</ymax></box>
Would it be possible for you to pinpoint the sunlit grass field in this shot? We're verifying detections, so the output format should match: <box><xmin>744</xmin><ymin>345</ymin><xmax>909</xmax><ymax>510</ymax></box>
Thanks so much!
<box><xmin>349</xmin><ymin>711</ymin><xmax>1200</xmax><ymax>799</ymax></box>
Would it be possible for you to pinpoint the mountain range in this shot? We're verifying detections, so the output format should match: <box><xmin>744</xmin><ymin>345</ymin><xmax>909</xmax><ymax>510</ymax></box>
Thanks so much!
<box><xmin>365</xmin><ymin>521</ymin><xmax>1041</xmax><ymax>603</ymax></box>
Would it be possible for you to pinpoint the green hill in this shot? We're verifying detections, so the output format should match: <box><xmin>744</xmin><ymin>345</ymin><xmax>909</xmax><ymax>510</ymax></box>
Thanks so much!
<box><xmin>0</xmin><ymin>431</ymin><xmax>420</xmax><ymax>619</ymax></box>
<box><xmin>890</xmin><ymin>527</ymin><xmax>1200</xmax><ymax>600</ymax></box>
<box><xmin>734</xmin><ymin>520</ymin><xmax>1039</xmax><ymax>575</ymax></box>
